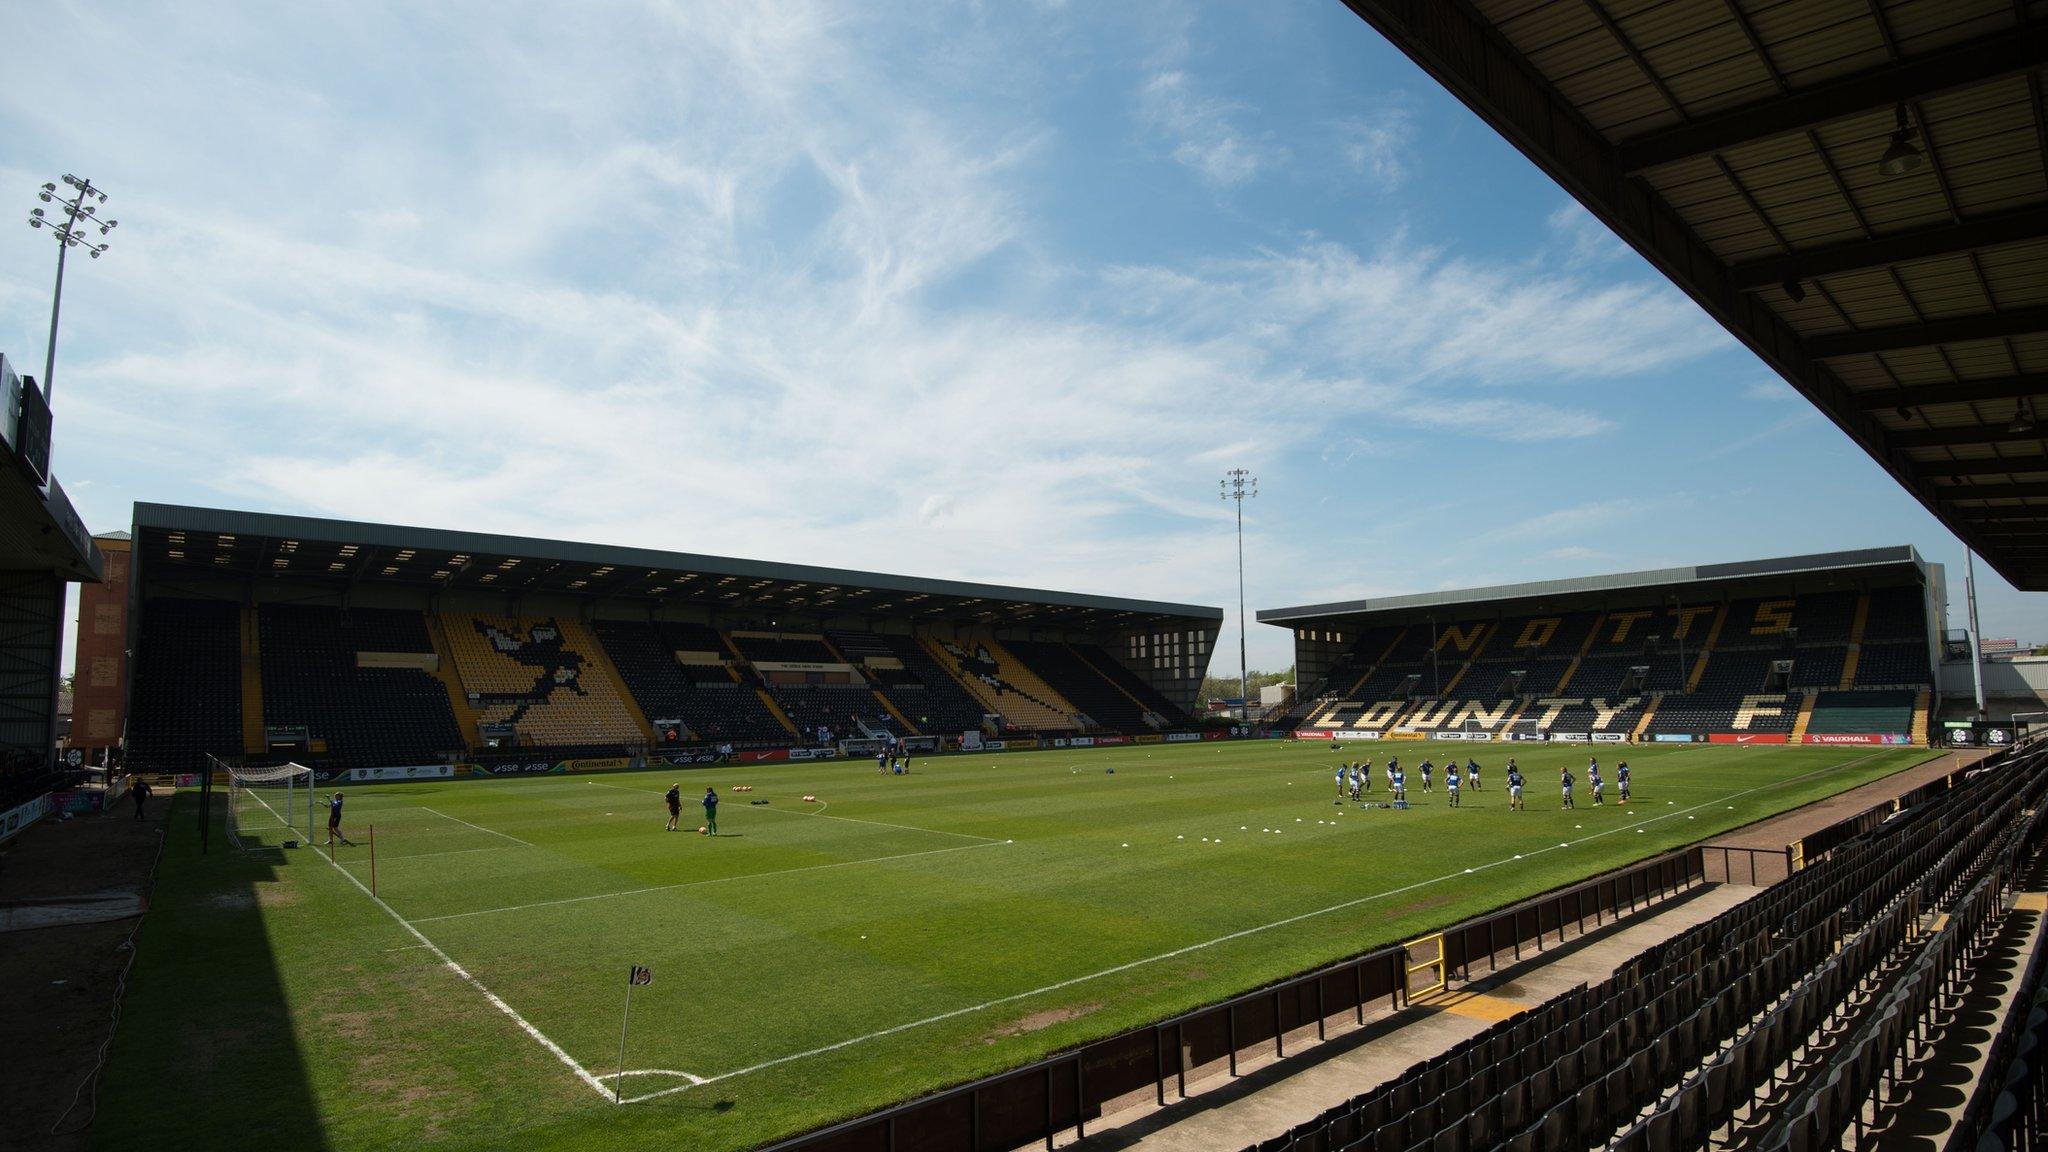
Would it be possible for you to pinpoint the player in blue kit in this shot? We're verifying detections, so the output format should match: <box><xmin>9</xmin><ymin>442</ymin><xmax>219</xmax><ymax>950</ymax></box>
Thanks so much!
<box><xmin>1418</xmin><ymin>759</ymin><xmax>1434</xmax><ymax>793</ymax></box>
<box><xmin>1560</xmin><ymin>767</ymin><xmax>1575</xmax><ymax>810</ymax></box>
<box><xmin>1506</xmin><ymin>765</ymin><xmax>1525</xmax><ymax>811</ymax></box>
<box><xmin>1589</xmin><ymin>763</ymin><xmax>1605</xmax><ymax>806</ymax></box>
<box><xmin>1445</xmin><ymin>762</ymin><xmax>1461</xmax><ymax>808</ymax></box>
<box><xmin>1466</xmin><ymin>757</ymin><xmax>1482</xmax><ymax>791</ymax></box>
<box><xmin>1617</xmin><ymin>761</ymin><xmax>1632</xmax><ymax>803</ymax></box>
<box><xmin>1391</xmin><ymin>767</ymin><xmax>1407</xmax><ymax>804</ymax></box>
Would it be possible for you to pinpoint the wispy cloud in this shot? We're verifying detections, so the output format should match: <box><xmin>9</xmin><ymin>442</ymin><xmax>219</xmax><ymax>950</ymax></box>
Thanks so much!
<box><xmin>2</xmin><ymin>1</ymin><xmax>1798</xmax><ymax>672</ymax></box>
<box><xmin>1332</xmin><ymin>100</ymin><xmax>1415</xmax><ymax>190</ymax></box>
<box><xmin>1696</xmin><ymin>410</ymin><xmax>1823</xmax><ymax>461</ymax></box>
<box><xmin>1136</xmin><ymin>70</ymin><xmax>1286</xmax><ymax>187</ymax></box>
<box><xmin>1743</xmin><ymin>380</ymin><xmax>1799</xmax><ymax>403</ymax></box>
<box><xmin>1547</xmin><ymin>200</ymin><xmax>1633</xmax><ymax>269</ymax></box>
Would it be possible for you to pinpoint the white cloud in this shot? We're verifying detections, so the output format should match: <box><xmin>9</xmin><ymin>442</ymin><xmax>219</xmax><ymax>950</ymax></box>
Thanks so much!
<box><xmin>1547</xmin><ymin>200</ymin><xmax>1633</xmax><ymax>269</ymax></box>
<box><xmin>1136</xmin><ymin>70</ymin><xmax>1286</xmax><ymax>187</ymax></box>
<box><xmin>2</xmin><ymin>2</ymin><xmax>1754</xmax><ymax>677</ymax></box>
<box><xmin>1333</xmin><ymin>103</ymin><xmax>1415</xmax><ymax>190</ymax></box>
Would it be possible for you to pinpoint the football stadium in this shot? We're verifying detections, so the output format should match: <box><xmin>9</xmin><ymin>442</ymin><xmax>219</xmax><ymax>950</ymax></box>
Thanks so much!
<box><xmin>6</xmin><ymin>2</ymin><xmax>2048</xmax><ymax>1152</ymax></box>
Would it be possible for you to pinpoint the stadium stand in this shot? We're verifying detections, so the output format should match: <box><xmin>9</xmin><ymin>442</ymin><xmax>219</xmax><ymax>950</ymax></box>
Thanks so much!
<box><xmin>125</xmin><ymin>598</ymin><xmax>243</xmax><ymax>773</ymax></box>
<box><xmin>114</xmin><ymin>506</ymin><xmax>1216</xmax><ymax>767</ymax></box>
<box><xmin>593</xmin><ymin>620</ymin><xmax>792</xmax><ymax>744</ymax></box>
<box><xmin>441</xmin><ymin>614</ymin><xmax>648</xmax><ymax>749</ymax></box>
<box><xmin>861</xmin><ymin>632</ymin><xmax>995</xmax><ymax>736</ymax></box>
<box><xmin>1002</xmin><ymin>639</ymin><xmax>1161</xmax><ymax>733</ymax></box>
<box><xmin>926</xmin><ymin>636</ymin><xmax>1080</xmax><ymax>732</ymax></box>
<box><xmin>256</xmin><ymin>604</ymin><xmax>464</xmax><ymax>768</ymax></box>
<box><xmin>1955</xmin><ymin>858</ymin><xmax>2048</xmax><ymax>1152</ymax></box>
<box><xmin>1274</xmin><ymin>552</ymin><xmax>1941</xmax><ymax>744</ymax></box>
<box><xmin>771</xmin><ymin>684</ymin><xmax>900</xmax><ymax>740</ymax></box>
<box><xmin>1803</xmin><ymin>689</ymin><xmax>1915</xmax><ymax>736</ymax></box>
<box><xmin>1228</xmin><ymin>742</ymin><xmax>2048</xmax><ymax>1152</ymax></box>
<box><xmin>1077</xmin><ymin>642</ymin><xmax>1191</xmax><ymax>724</ymax></box>
<box><xmin>727</xmin><ymin>632</ymin><xmax>838</xmax><ymax>664</ymax></box>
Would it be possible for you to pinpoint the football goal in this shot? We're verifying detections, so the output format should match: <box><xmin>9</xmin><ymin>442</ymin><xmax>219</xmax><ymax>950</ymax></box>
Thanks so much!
<box><xmin>216</xmin><ymin>757</ymin><xmax>316</xmax><ymax>850</ymax></box>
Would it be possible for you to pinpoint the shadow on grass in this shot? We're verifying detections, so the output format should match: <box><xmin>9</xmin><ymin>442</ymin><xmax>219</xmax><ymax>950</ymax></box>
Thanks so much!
<box><xmin>90</xmin><ymin>792</ymin><xmax>329</xmax><ymax>1152</ymax></box>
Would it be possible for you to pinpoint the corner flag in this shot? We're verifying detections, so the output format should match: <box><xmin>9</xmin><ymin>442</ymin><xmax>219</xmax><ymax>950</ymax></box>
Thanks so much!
<box><xmin>629</xmin><ymin>965</ymin><xmax>652</xmax><ymax>986</ymax></box>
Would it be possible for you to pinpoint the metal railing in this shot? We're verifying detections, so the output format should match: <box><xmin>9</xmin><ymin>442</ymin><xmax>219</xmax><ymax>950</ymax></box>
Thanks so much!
<box><xmin>1702</xmin><ymin>843</ymin><xmax>1793</xmax><ymax>886</ymax></box>
<box><xmin>756</xmin><ymin>846</ymin><xmax>1704</xmax><ymax>1152</ymax></box>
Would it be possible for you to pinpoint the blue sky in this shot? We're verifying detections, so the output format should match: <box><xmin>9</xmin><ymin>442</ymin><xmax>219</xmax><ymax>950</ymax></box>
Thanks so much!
<box><xmin>1</xmin><ymin>2</ymin><xmax>2037</xmax><ymax>674</ymax></box>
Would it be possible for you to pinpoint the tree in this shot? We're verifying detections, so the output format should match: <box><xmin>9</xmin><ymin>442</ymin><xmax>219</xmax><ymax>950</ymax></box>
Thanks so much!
<box><xmin>1197</xmin><ymin>667</ymin><xmax>1293</xmax><ymax>706</ymax></box>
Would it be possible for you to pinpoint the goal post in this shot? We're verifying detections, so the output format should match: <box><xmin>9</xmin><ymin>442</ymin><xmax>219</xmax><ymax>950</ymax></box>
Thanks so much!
<box><xmin>219</xmin><ymin>757</ymin><xmax>315</xmax><ymax>850</ymax></box>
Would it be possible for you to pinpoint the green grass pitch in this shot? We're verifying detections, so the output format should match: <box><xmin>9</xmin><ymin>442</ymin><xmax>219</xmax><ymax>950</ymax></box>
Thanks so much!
<box><xmin>96</xmin><ymin>739</ymin><xmax>1941</xmax><ymax>1151</ymax></box>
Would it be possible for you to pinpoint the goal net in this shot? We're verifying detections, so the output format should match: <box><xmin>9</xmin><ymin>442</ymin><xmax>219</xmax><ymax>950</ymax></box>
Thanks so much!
<box><xmin>218</xmin><ymin>757</ymin><xmax>315</xmax><ymax>850</ymax></box>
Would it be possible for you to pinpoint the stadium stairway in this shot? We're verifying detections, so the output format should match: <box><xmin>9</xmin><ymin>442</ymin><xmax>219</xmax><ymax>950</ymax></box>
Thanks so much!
<box><xmin>1912</xmin><ymin>690</ymin><xmax>1931</xmax><ymax>745</ymax></box>
<box><xmin>240</xmin><ymin>602</ymin><xmax>266</xmax><ymax>755</ymax></box>
<box><xmin>577</xmin><ymin>622</ymin><xmax>656</xmax><ymax>746</ymax></box>
<box><xmin>868</xmin><ymin>687</ymin><xmax>919</xmax><ymax>735</ymax></box>
<box><xmin>1630</xmin><ymin>694</ymin><xmax>1662</xmax><ymax>742</ymax></box>
<box><xmin>1553</xmin><ymin>614</ymin><xmax>1604</xmax><ymax>694</ymax></box>
<box><xmin>1684</xmin><ymin>606</ymin><xmax>1727</xmax><ymax>692</ymax></box>
<box><xmin>923</xmin><ymin>636</ymin><xmax>1079</xmax><ymax>731</ymax></box>
<box><xmin>424</xmin><ymin>613</ymin><xmax>485</xmax><ymax>742</ymax></box>
<box><xmin>1435</xmin><ymin>624</ymin><xmax>1494</xmax><ymax>698</ymax></box>
<box><xmin>1836</xmin><ymin>594</ymin><xmax>1870</xmax><ymax>689</ymax></box>
<box><xmin>1068</xmin><ymin>644</ymin><xmax>1165</xmax><ymax>729</ymax></box>
<box><xmin>1790</xmin><ymin>690</ymin><xmax>1817</xmax><ymax>741</ymax></box>
<box><xmin>1354</xmin><ymin>629</ymin><xmax>1408</xmax><ymax>697</ymax></box>
<box><xmin>818</xmin><ymin>633</ymin><xmax>900</xmax><ymax>715</ymax></box>
<box><xmin>755</xmin><ymin>687</ymin><xmax>800</xmax><ymax>737</ymax></box>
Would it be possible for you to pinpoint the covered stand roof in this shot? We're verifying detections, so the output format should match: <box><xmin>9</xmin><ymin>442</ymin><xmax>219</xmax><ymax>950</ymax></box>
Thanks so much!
<box><xmin>1259</xmin><ymin>544</ymin><xmax>1931</xmax><ymax>626</ymax></box>
<box><xmin>130</xmin><ymin>504</ymin><xmax>1221</xmax><ymax>631</ymax></box>
<box><xmin>1340</xmin><ymin>0</ymin><xmax>2048</xmax><ymax>586</ymax></box>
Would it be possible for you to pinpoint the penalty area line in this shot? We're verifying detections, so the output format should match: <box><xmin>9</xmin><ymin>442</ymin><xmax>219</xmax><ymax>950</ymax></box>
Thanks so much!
<box><xmin>242</xmin><ymin>790</ymin><xmax>628</xmax><ymax>1102</ymax></box>
<box><xmin>418</xmin><ymin>806</ymin><xmax>536</xmax><ymax>847</ymax></box>
<box><xmin>619</xmin><ymin>747</ymin><xmax>1898</xmax><ymax>1103</ymax></box>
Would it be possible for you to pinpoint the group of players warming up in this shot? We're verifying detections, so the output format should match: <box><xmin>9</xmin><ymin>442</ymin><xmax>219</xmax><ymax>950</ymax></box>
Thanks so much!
<box><xmin>1335</xmin><ymin>755</ymin><xmax>1631</xmax><ymax>813</ymax></box>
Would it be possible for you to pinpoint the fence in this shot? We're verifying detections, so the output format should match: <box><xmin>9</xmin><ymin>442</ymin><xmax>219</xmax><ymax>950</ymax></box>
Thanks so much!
<box><xmin>1701</xmin><ymin>844</ymin><xmax>1793</xmax><ymax>886</ymax></box>
<box><xmin>1792</xmin><ymin>765</ymin><xmax>1968</xmax><ymax>869</ymax></box>
<box><xmin>757</xmin><ymin>846</ymin><xmax>1705</xmax><ymax>1152</ymax></box>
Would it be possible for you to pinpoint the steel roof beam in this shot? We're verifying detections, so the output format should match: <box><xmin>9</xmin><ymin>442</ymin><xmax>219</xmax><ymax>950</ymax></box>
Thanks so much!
<box><xmin>1936</xmin><ymin>482</ymin><xmax>2048</xmax><ymax>501</ymax></box>
<box><xmin>1911</xmin><ymin>457</ymin><xmax>2048</xmax><ymax>477</ymax></box>
<box><xmin>1889</xmin><ymin>424</ymin><xmax>2048</xmax><ymax>449</ymax></box>
<box><xmin>1856</xmin><ymin>374</ymin><xmax>2048</xmax><ymax>410</ymax></box>
<box><xmin>1336</xmin><ymin>0</ymin><xmax>2044</xmax><ymax>588</ymax></box>
<box><xmin>1808</xmin><ymin>306</ymin><xmax>2048</xmax><ymax>358</ymax></box>
<box><xmin>1616</xmin><ymin>25</ymin><xmax>2048</xmax><ymax>173</ymax></box>
<box><xmin>1732</xmin><ymin>205</ymin><xmax>2048</xmax><ymax>289</ymax></box>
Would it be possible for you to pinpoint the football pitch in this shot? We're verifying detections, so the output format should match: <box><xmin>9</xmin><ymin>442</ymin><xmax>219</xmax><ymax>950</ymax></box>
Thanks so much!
<box><xmin>101</xmin><ymin>739</ymin><xmax>1940</xmax><ymax>1152</ymax></box>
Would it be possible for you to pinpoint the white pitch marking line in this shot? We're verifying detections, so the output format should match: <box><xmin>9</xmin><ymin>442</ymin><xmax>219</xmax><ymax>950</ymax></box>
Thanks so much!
<box><xmin>583</xmin><ymin>779</ymin><xmax>1000</xmax><ymax>844</ymax></box>
<box><xmin>242</xmin><ymin>790</ymin><xmax>625</xmax><ymax>1101</ymax></box>
<box><xmin>411</xmin><ymin>839</ymin><xmax>1010</xmax><ymax>924</ymax></box>
<box><xmin>621</xmin><ymin>748</ymin><xmax>1899</xmax><ymax>1103</ymax></box>
<box><xmin>610</xmin><ymin>1068</ymin><xmax>709</xmax><ymax>1087</ymax></box>
<box><xmin>418</xmin><ymin>806</ymin><xmax>534</xmax><ymax>847</ymax></box>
